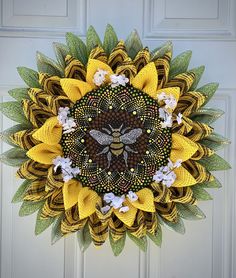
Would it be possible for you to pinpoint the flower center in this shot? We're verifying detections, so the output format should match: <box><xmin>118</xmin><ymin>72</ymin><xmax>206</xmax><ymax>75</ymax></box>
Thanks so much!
<box><xmin>61</xmin><ymin>85</ymin><xmax>172</xmax><ymax>195</ymax></box>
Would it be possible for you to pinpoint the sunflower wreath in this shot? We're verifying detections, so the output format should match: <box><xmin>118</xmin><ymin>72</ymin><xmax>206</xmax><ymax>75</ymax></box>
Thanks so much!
<box><xmin>0</xmin><ymin>25</ymin><xmax>231</xmax><ymax>255</ymax></box>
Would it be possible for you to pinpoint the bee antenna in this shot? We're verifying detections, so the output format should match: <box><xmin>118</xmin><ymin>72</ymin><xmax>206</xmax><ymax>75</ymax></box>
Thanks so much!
<box><xmin>119</xmin><ymin>124</ymin><xmax>124</xmax><ymax>131</ymax></box>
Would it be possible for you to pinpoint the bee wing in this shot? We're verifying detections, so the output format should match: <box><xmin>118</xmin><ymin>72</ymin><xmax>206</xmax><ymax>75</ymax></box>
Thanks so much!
<box><xmin>120</xmin><ymin>128</ymin><xmax>142</xmax><ymax>144</ymax></box>
<box><xmin>89</xmin><ymin>130</ymin><xmax>113</xmax><ymax>145</ymax></box>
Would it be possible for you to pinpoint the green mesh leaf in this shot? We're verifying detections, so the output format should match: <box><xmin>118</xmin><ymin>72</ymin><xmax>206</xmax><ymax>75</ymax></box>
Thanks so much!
<box><xmin>159</xmin><ymin>216</ymin><xmax>185</xmax><ymax>234</ymax></box>
<box><xmin>86</xmin><ymin>26</ymin><xmax>102</xmax><ymax>55</ymax></box>
<box><xmin>66</xmin><ymin>32</ymin><xmax>88</xmax><ymax>65</ymax></box>
<box><xmin>125</xmin><ymin>30</ymin><xmax>143</xmax><ymax>59</ymax></box>
<box><xmin>103</xmin><ymin>24</ymin><xmax>119</xmax><ymax>55</ymax></box>
<box><xmin>51</xmin><ymin>215</ymin><xmax>64</xmax><ymax>244</ymax></box>
<box><xmin>190</xmin><ymin>108</ymin><xmax>224</xmax><ymax>124</ymax></box>
<box><xmin>17</xmin><ymin>67</ymin><xmax>41</xmax><ymax>88</ymax></box>
<box><xmin>0</xmin><ymin>147</ymin><xmax>28</xmax><ymax>167</ymax></box>
<box><xmin>176</xmin><ymin>203</ymin><xmax>206</xmax><ymax>220</ymax></box>
<box><xmin>12</xmin><ymin>180</ymin><xmax>32</xmax><ymax>203</ymax></box>
<box><xmin>77</xmin><ymin>223</ymin><xmax>92</xmax><ymax>252</ymax></box>
<box><xmin>0</xmin><ymin>124</ymin><xmax>29</xmax><ymax>147</ymax></box>
<box><xmin>109</xmin><ymin>232</ymin><xmax>126</xmax><ymax>256</ymax></box>
<box><xmin>191</xmin><ymin>185</ymin><xmax>213</xmax><ymax>201</ymax></box>
<box><xmin>8</xmin><ymin>88</ymin><xmax>30</xmax><ymax>101</ymax></box>
<box><xmin>199</xmin><ymin>153</ymin><xmax>231</xmax><ymax>171</ymax></box>
<box><xmin>200</xmin><ymin>133</ymin><xmax>231</xmax><ymax>151</ymax></box>
<box><xmin>189</xmin><ymin>65</ymin><xmax>205</xmax><ymax>90</ymax></box>
<box><xmin>0</xmin><ymin>101</ymin><xmax>28</xmax><ymax>124</ymax></box>
<box><xmin>127</xmin><ymin>232</ymin><xmax>147</xmax><ymax>252</ymax></box>
<box><xmin>199</xmin><ymin>177</ymin><xmax>222</xmax><ymax>188</ymax></box>
<box><xmin>35</xmin><ymin>206</ymin><xmax>55</xmax><ymax>235</ymax></box>
<box><xmin>36</xmin><ymin>51</ymin><xmax>63</xmax><ymax>77</ymax></box>
<box><xmin>19</xmin><ymin>200</ymin><xmax>44</xmax><ymax>216</ymax></box>
<box><xmin>147</xmin><ymin>223</ymin><xmax>162</xmax><ymax>246</ymax></box>
<box><xmin>169</xmin><ymin>50</ymin><xmax>192</xmax><ymax>80</ymax></box>
<box><xmin>197</xmin><ymin>83</ymin><xmax>219</xmax><ymax>105</ymax></box>
<box><xmin>53</xmin><ymin>42</ymin><xmax>68</xmax><ymax>68</ymax></box>
<box><xmin>151</xmin><ymin>41</ymin><xmax>173</xmax><ymax>60</ymax></box>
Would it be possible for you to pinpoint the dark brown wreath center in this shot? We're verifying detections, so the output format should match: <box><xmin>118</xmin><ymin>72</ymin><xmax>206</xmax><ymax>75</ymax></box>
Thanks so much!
<box><xmin>61</xmin><ymin>85</ymin><xmax>172</xmax><ymax>195</ymax></box>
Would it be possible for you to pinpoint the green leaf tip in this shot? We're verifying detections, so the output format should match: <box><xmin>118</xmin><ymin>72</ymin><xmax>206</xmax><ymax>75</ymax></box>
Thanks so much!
<box><xmin>86</xmin><ymin>25</ymin><xmax>102</xmax><ymax>54</ymax></box>
<box><xmin>17</xmin><ymin>66</ymin><xmax>41</xmax><ymax>88</ymax></box>
<box><xmin>109</xmin><ymin>232</ymin><xmax>126</xmax><ymax>256</ymax></box>
<box><xmin>189</xmin><ymin>65</ymin><xmax>205</xmax><ymax>90</ymax></box>
<box><xmin>125</xmin><ymin>29</ymin><xmax>143</xmax><ymax>59</ymax></box>
<box><xmin>0</xmin><ymin>101</ymin><xmax>28</xmax><ymax>124</ymax></box>
<box><xmin>169</xmin><ymin>50</ymin><xmax>192</xmax><ymax>80</ymax></box>
<box><xmin>0</xmin><ymin>147</ymin><xmax>28</xmax><ymax>167</ymax></box>
<box><xmin>36</xmin><ymin>51</ymin><xmax>63</xmax><ymax>77</ymax></box>
<box><xmin>12</xmin><ymin>180</ymin><xmax>32</xmax><ymax>203</ymax></box>
<box><xmin>198</xmin><ymin>82</ymin><xmax>219</xmax><ymax>105</ymax></box>
<box><xmin>66</xmin><ymin>32</ymin><xmax>88</xmax><ymax>65</ymax></box>
<box><xmin>199</xmin><ymin>153</ymin><xmax>231</xmax><ymax>171</ymax></box>
<box><xmin>127</xmin><ymin>232</ymin><xmax>147</xmax><ymax>252</ymax></box>
<box><xmin>8</xmin><ymin>88</ymin><xmax>30</xmax><ymax>101</ymax></box>
<box><xmin>103</xmin><ymin>24</ymin><xmax>118</xmax><ymax>55</ymax></box>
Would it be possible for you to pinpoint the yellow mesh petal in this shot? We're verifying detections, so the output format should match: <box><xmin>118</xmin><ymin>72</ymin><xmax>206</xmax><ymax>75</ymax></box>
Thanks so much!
<box><xmin>172</xmin><ymin>166</ymin><xmax>197</xmax><ymax>187</ymax></box>
<box><xmin>32</xmin><ymin>116</ymin><xmax>62</xmax><ymax>145</ymax></box>
<box><xmin>171</xmin><ymin>133</ymin><xmax>198</xmax><ymax>162</ymax></box>
<box><xmin>26</xmin><ymin>143</ymin><xmax>62</xmax><ymax>164</ymax></box>
<box><xmin>60</xmin><ymin>78</ymin><xmax>92</xmax><ymax>103</ymax></box>
<box><xmin>86</xmin><ymin>59</ymin><xmax>113</xmax><ymax>88</ymax></box>
<box><xmin>114</xmin><ymin>200</ymin><xmax>137</xmax><ymax>227</ymax></box>
<box><xmin>63</xmin><ymin>179</ymin><xmax>82</xmax><ymax>210</ymax></box>
<box><xmin>131</xmin><ymin>62</ymin><xmax>158</xmax><ymax>98</ymax></box>
<box><xmin>156</xmin><ymin>87</ymin><xmax>180</xmax><ymax>110</ymax></box>
<box><xmin>131</xmin><ymin>188</ymin><xmax>155</xmax><ymax>212</ymax></box>
<box><xmin>77</xmin><ymin>187</ymin><xmax>100</xmax><ymax>219</ymax></box>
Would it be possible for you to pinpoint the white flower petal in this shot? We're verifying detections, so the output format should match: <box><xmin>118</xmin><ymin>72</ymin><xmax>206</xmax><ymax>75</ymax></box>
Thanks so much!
<box><xmin>104</xmin><ymin>192</ymin><xmax>115</xmax><ymax>204</ymax></box>
<box><xmin>119</xmin><ymin>206</ymin><xmax>129</xmax><ymax>213</ymax></box>
<box><xmin>127</xmin><ymin>191</ymin><xmax>138</xmax><ymax>202</ymax></box>
<box><xmin>101</xmin><ymin>205</ymin><xmax>111</xmax><ymax>214</ymax></box>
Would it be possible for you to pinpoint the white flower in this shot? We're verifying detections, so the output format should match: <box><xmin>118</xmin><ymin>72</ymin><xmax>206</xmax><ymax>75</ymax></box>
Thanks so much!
<box><xmin>63</xmin><ymin>174</ymin><xmax>74</xmax><ymax>182</ymax></box>
<box><xmin>174</xmin><ymin>159</ymin><xmax>182</xmax><ymax>168</ymax></box>
<box><xmin>53</xmin><ymin>156</ymin><xmax>80</xmax><ymax>182</ymax></box>
<box><xmin>101</xmin><ymin>205</ymin><xmax>111</xmax><ymax>214</ymax></box>
<box><xmin>53</xmin><ymin>156</ymin><xmax>71</xmax><ymax>172</ymax></box>
<box><xmin>159</xmin><ymin>108</ymin><xmax>173</xmax><ymax>128</ymax></box>
<box><xmin>157</xmin><ymin>92</ymin><xmax>167</xmax><ymax>101</ymax></box>
<box><xmin>58</xmin><ymin>107</ymin><xmax>77</xmax><ymax>134</ymax></box>
<box><xmin>160</xmin><ymin>115</ymin><xmax>172</xmax><ymax>128</ymax></box>
<box><xmin>111</xmin><ymin>195</ymin><xmax>125</xmax><ymax>209</ymax></box>
<box><xmin>57</xmin><ymin>107</ymin><xmax>70</xmax><ymax>125</ymax></box>
<box><xmin>62</xmin><ymin>118</ymin><xmax>76</xmax><ymax>134</ymax></box>
<box><xmin>127</xmin><ymin>191</ymin><xmax>138</xmax><ymax>202</ymax></box>
<box><xmin>162</xmin><ymin>171</ymin><xmax>176</xmax><ymax>187</ymax></box>
<box><xmin>103</xmin><ymin>192</ymin><xmax>115</xmax><ymax>204</ymax></box>
<box><xmin>110</xmin><ymin>74</ymin><xmax>129</xmax><ymax>88</ymax></box>
<box><xmin>153</xmin><ymin>159</ymin><xmax>182</xmax><ymax>188</ymax></box>
<box><xmin>176</xmin><ymin>113</ymin><xmax>183</xmax><ymax>124</ymax></box>
<box><xmin>164</xmin><ymin>95</ymin><xmax>177</xmax><ymax>110</ymax></box>
<box><xmin>119</xmin><ymin>206</ymin><xmax>129</xmax><ymax>213</ymax></box>
<box><xmin>157</xmin><ymin>93</ymin><xmax>177</xmax><ymax>110</ymax></box>
<box><xmin>93</xmin><ymin>69</ymin><xmax>108</xmax><ymax>86</ymax></box>
<box><xmin>153</xmin><ymin>170</ymin><xmax>164</xmax><ymax>182</ymax></box>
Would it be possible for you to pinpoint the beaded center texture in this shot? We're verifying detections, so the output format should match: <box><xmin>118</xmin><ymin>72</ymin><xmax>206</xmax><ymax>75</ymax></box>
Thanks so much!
<box><xmin>61</xmin><ymin>85</ymin><xmax>172</xmax><ymax>195</ymax></box>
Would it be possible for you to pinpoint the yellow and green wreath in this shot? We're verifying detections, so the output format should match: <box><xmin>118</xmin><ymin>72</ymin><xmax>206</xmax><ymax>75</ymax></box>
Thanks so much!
<box><xmin>0</xmin><ymin>25</ymin><xmax>231</xmax><ymax>255</ymax></box>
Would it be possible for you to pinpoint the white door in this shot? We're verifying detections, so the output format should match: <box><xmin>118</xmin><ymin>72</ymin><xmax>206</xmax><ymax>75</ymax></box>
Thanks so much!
<box><xmin>0</xmin><ymin>0</ymin><xmax>235</xmax><ymax>278</ymax></box>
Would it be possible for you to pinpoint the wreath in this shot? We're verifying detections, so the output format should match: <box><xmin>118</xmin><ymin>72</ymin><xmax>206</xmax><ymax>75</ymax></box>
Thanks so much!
<box><xmin>0</xmin><ymin>25</ymin><xmax>231</xmax><ymax>255</ymax></box>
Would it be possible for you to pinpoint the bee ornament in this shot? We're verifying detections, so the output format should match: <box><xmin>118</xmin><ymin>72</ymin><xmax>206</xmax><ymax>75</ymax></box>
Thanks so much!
<box><xmin>89</xmin><ymin>124</ymin><xmax>142</xmax><ymax>168</ymax></box>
